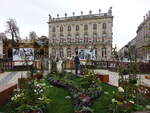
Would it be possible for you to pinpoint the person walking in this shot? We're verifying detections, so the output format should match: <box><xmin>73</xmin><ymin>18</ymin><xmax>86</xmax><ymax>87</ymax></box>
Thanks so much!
<box><xmin>74</xmin><ymin>51</ymin><xmax>80</xmax><ymax>76</ymax></box>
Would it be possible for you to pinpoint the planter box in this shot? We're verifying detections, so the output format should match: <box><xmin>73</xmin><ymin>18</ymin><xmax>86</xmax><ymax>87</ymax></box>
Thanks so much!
<box><xmin>140</xmin><ymin>85</ymin><xmax>150</xmax><ymax>98</ymax></box>
<box><xmin>96</xmin><ymin>73</ymin><xmax>109</xmax><ymax>83</ymax></box>
<box><xmin>0</xmin><ymin>83</ymin><xmax>17</xmax><ymax>105</ymax></box>
<box><xmin>145</xmin><ymin>75</ymin><xmax>150</xmax><ymax>80</ymax></box>
<box><xmin>33</xmin><ymin>73</ymin><xmax>43</xmax><ymax>79</ymax></box>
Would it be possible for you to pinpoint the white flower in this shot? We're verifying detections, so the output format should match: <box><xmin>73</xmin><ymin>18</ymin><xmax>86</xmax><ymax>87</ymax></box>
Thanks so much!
<box><xmin>50</xmin><ymin>85</ymin><xmax>53</xmax><ymax>88</ymax></box>
<box><xmin>11</xmin><ymin>97</ymin><xmax>15</xmax><ymax>101</ymax></box>
<box><xmin>129</xmin><ymin>100</ymin><xmax>134</xmax><ymax>104</ymax></box>
<box><xmin>118</xmin><ymin>87</ymin><xmax>124</xmax><ymax>92</ymax></box>
<box><xmin>104</xmin><ymin>92</ymin><xmax>109</xmax><ymax>95</ymax></box>
<box><xmin>112</xmin><ymin>98</ymin><xmax>116</xmax><ymax>103</ymax></box>
<box><xmin>65</xmin><ymin>96</ymin><xmax>71</xmax><ymax>99</ymax></box>
<box><xmin>112</xmin><ymin>91</ymin><xmax>115</xmax><ymax>94</ymax></box>
<box><xmin>39</xmin><ymin>89</ymin><xmax>43</xmax><ymax>93</ymax></box>
<box><xmin>146</xmin><ymin>105</ymin><xmax>150</xmax><ymax>109</ymax></box>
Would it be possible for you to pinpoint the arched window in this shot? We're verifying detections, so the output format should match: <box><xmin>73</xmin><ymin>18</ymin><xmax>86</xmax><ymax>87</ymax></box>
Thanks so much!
<box><xmin>102</xmin><ymin>48</ymin><xmax>107</xmax><ymax>57</ymax></box>
<box><xmin>59</xmin><ymin>48</ymin><xmax>64</xmax><ymax>58</ymax></box>
<box><xmin>95</xmin><ymin>48</ymin><xmax>97</xmax><ymax>59</ymax></box>
<box><xmin>51</xmin><ymin>48</ymin><xmax>56</xmax><ymax>57</ymax></box>
<box><xmin>60</xmin><ymin>26</ymin><xmax>63</xmax><ymax>32</ymax></box>
<box><xmin>93</xmin><ymin>24</ymin><xmax>97</xmax><ymax>30</ymax></box>
<box><xmin>60</xmin><ymin>34</ymin><xmax>64</xmax><ymax>43</ymax></box>
<box><xmin>75</xmin><ymin>34</ymin><xmax>79</xmax><ymax>43</ymax></box>
<box><xmin>68</xmin><ymin>25</ymin><xmax>71</xmax><ymax>31</ymax></box>
<box><xmin>52</xmin><ymin>26</ymin><xmax>56</xmax><ymax>32</ymax></box>
<box><xmin>84</xmin><ymin>33</ymin><xmax>88</xmax><ymax>43</ymax></box>
<box><xmin>102</xmin><ymin>31</ymin><xmax>106</xmax><ymax>42</ymax></box>
<box><xmin>102</xmin><ymin>23</ymin><xmax>106</xmax><ymax>29</ymax></box>
<box><xmin>67</xmin><ymin>48</ymin><xmax>71</xmax><ymax>57</ymax></box>
<box><xmin>67</xmin><ymin>34</ymin><xmax>71</xmax><ymax>43</ymax></box>
<box><xmin>84</xmin><ymin>25</ymin><xmax>88</xmax><ymax>30</ymax></box>
<box><xmin>76</xmin><ymin>25</ymin><xmax>79</xmax><ymax>31</ymax></box>
<box><xmin>93</xmin><ymin>33</ymin><xmax>97</xmax><ymax>42</ymax></box>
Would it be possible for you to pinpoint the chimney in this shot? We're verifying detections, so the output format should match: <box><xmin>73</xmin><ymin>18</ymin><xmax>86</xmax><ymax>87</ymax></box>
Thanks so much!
<box><xmin>81</xmin><ymin>11</ymin><xmax>83</xmax><ymax>15</ymax></box>
<box><xmin>99</xmin><ymin>9</ymin><xmax>101</xmax><ymax>16</ymax></box>
<box><xmin>143</xmin><ymin>16</ymin><xmax>145</xmax><ymax>21</ymax></box>
<box><xmin>89</xmin><ymin>10</ymin><xmax>92</xmax><ymax>15</ymax></box>
<box><xmin>73</xmin><ymin>12</ymin><xmax>75</xmax><ymax>16</ymax></box>
<box><xmin>65</xmin><ymin>13</ymin><xmax>67</xmax><ymax>18</ymax></box>
<box><xmin>57</xmin><ymin>14</ymin><xmax>59</xmax><ymax>18</ymax></box>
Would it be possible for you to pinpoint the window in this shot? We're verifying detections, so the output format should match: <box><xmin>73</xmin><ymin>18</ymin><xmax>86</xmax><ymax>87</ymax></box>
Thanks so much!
<box><xmin>102</xmin><ymin>48</ymin><xmax>107</xmax><ymax>57</ymax></box>
<box><xmin>68</xmin><ymin>25</ymin><xmax>71</xmax><ymax>31</ymax></box>
<box><xmin>102</xmin><ymin>32</ymin><xmax>106</xmax><ymax>42</ymax></box>
<box><xmin>60</xmin><ymin>26</ymin><xmax>63</xmax><ymax>32</ymax></box>
<box><xmin>52</xmin><ymin>38</ymin><xmax>55</xmax><ymax>43</ymax></box>
<box><xmin>93</xmin><ymin>24</ymin><xmax>97</xmax><ymax>30</ymax></box>
<box><xmin>95</xmin><ymin>48</ymin><xmax>97</xmax><ymax>59</ymax></box>
<box><xmin>84</xmin><ymin>33</ymin><xmax>88</xmax><ymax>43</ymax></box>
<box><xmin>60</xmin><ymin>34</ymin><xmax>64</xmax><ymax>43</ymax></box>
<box><xmin>52</xmin><ymin>27</ymin><xmax>56</xmax><ymax>32</ymax></box>
<box><xmin>75</xmin><ymin>34</ymin><xmax>79</xmax><ymax>43</ymax></box>
<box><xmin>76</xmin><ymin>25</ymin><xmax>79</xmax><ymax>31</ymax></box>
<box><xmin>67</xmin><ymin>34</ymin><xmax>71</xmax><ymax>43</ymax></box>
<box><xmin>51</xmin><ymin>48</ymin><xmax>56</xmax><ymax>57</ymax></box>
<box><xmin>84</xmin><ymin>25</ymin><xmax>88</xmax><ymax>30</ymax></box>
<box><xmin>60</xmin><ymin>38</ymin><xmax>63</xmax><ymax>43</ymax></box>
<box><xmin>67</xmin><ymin>48</ymin><xmax>71</xmax><ymax>57</ymax></box>
<box><xmin>102</xmin><ymin>23</ymin><xmax>106</xmax><ymax>29</ymax></box>
<box><xmin>60</xmin><ymin>48</ymin><xmax>64</xmax><ymax>58</ymax></box>
<box><xmin>93</xmin><ymin>33</ymin><xmax>97</xmax><ymax>42</ymax></box>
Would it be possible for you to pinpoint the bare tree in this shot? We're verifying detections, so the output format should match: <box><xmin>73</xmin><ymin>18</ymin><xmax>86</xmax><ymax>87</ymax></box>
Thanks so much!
<box><xmin>29</xmin><ymin>31</ymin><xmax>37</xmax><ymax>41</ymax></box>
<box><xmin>5</xmin><ymin>19</ymin><xmax>20</xmax><ymax>45</ymax></box>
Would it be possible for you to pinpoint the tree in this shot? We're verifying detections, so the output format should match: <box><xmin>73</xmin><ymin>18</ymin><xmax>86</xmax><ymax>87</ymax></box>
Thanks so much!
<box><xmin>29</xmin><ymin>31</ymin><xmax>37</xmax><ymax>41</ymax></box>
<box><xmin>5</xmin><ymin>19</ymin><xmax>20</xmax><ymax>45</ymax></box>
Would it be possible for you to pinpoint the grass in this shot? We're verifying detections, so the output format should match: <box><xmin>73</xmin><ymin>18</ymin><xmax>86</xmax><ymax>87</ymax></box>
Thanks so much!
<box><xmin>46</xmin><ymin>85</ymin><xmax>74</xmax><ymax>113</ymax></box>
<box><xmin>92</xmin><ymin>83</ymin><xmax>117</xmax><ymax>113</ymax></box>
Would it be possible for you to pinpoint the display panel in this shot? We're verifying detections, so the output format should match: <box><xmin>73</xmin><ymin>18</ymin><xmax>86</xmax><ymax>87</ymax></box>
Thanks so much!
<box><xmin>78</xmin><ymin>49</ymin><xmax>96</xmax><ymax>60</ymax></box>
<box><xmin>13</xmin><ymin>48</ymin><xmax>34</xmax><ymax>66</ymax></box>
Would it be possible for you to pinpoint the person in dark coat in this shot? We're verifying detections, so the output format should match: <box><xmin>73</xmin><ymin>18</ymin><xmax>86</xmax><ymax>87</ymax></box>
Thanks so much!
<box><xmin>74</xmin><ymin>51</ymin><xmax>80</xmax><ymax>75</ymax></box>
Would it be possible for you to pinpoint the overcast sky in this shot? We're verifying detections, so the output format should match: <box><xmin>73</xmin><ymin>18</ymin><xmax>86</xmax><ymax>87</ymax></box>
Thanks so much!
<box><xmin>0</xmin><ymin>0</ymin><xmax>149</xmax><ymax>49</ymax></box>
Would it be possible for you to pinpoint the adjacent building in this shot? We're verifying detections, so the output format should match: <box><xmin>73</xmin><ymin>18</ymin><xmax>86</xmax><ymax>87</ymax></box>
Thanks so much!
<box><xmin>0</xmin><ymin>33</ymin><xmax>6</xmax><ymax>58</ymax></box>
<box><xmin>0</xmin><ymin>36</ymin><xmax>3</xmax><ymax>58</ymax></box>
<box><xmin>48</xmin><ymin>7</ymin><xmax>113</xmax><ymax>61</ymax></box>
<box><xmin>119</xmin><ymin>11</ymin><xmax>150</xmax><ymax>62</ymax></box>
<box><xmin>136</xmin><ymin>11</ymin><xmax>150</xmax><ymax>61</ymax></box>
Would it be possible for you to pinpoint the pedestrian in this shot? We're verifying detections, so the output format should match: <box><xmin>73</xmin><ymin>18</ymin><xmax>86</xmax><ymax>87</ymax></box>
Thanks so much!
<box><xmin>74</xmin><ymin>51</ymin><xmax>80</xmax><ymax>76</ymax></box>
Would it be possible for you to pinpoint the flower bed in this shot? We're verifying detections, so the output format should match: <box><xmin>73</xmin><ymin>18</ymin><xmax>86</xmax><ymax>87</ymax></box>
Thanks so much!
<box><xmin>47</xmin><ymin>71</ymin><xmax>102</xmax><ymax>113</ymax></box>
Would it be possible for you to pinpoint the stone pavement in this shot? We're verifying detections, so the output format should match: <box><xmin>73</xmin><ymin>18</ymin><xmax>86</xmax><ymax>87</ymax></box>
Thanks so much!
<box><xmin>0</xmin><ymin>70</ymin><xmax>150</xmax><ymax>88</ymax></box>
<box><xmin>65</xmin><ymin>69</ymin><xmax>150</xmax><ymax>87</ymax></box>
<box><xmin>0</xmin><ymin>71</ymin><xmax>27</xmax><ymax>86</ymax></box>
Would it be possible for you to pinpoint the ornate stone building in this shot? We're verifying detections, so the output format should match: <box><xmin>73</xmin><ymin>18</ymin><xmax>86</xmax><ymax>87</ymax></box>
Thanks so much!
<box><xmin>118</xmin><ymin>11</ymin><xmax>150</xmax><ymax>62</ymax></box>
<box><xmin>0</xmin><ymin>33</ymin><xmax>6</xmax><ymax>58</ymax></box>
<box><xmin>136</xmin><ymin>11</ymin><xmax>150</xmax><ymax>61</ymax></box>
<box><xmin>0</xmin><ymin>36</ymin><xmax>3</xmax><ymax>58</ymax></box>
<box><xmin>48</xmin><ymin>8</ymin><xmax>113</xmax><ymax>61</ymax></box>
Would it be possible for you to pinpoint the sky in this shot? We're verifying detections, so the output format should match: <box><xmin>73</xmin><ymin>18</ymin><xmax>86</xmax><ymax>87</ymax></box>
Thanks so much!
<box><xmin>0</xmin><ymin>0</ymin><xmax>150</xmax><ymax>50</ymax></box>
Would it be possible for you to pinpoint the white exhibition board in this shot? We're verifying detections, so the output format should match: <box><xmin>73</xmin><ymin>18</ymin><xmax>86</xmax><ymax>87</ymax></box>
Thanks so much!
<box><xmin>13</xmin><ymin>48</ymin><xmax>34</xmax><ymax>66</ymax></box>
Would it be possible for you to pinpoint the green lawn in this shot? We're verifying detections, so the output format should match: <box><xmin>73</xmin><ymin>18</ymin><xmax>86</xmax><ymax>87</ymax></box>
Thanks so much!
<box><xmin>92</xmin><ymin>83</ymin><xmax>117</xmax><ymax>113</ymax></box>
<box><xmin>46</xmin><ymin>85</ymin><xmax>74</xmax><ymax>113</ymax></box>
